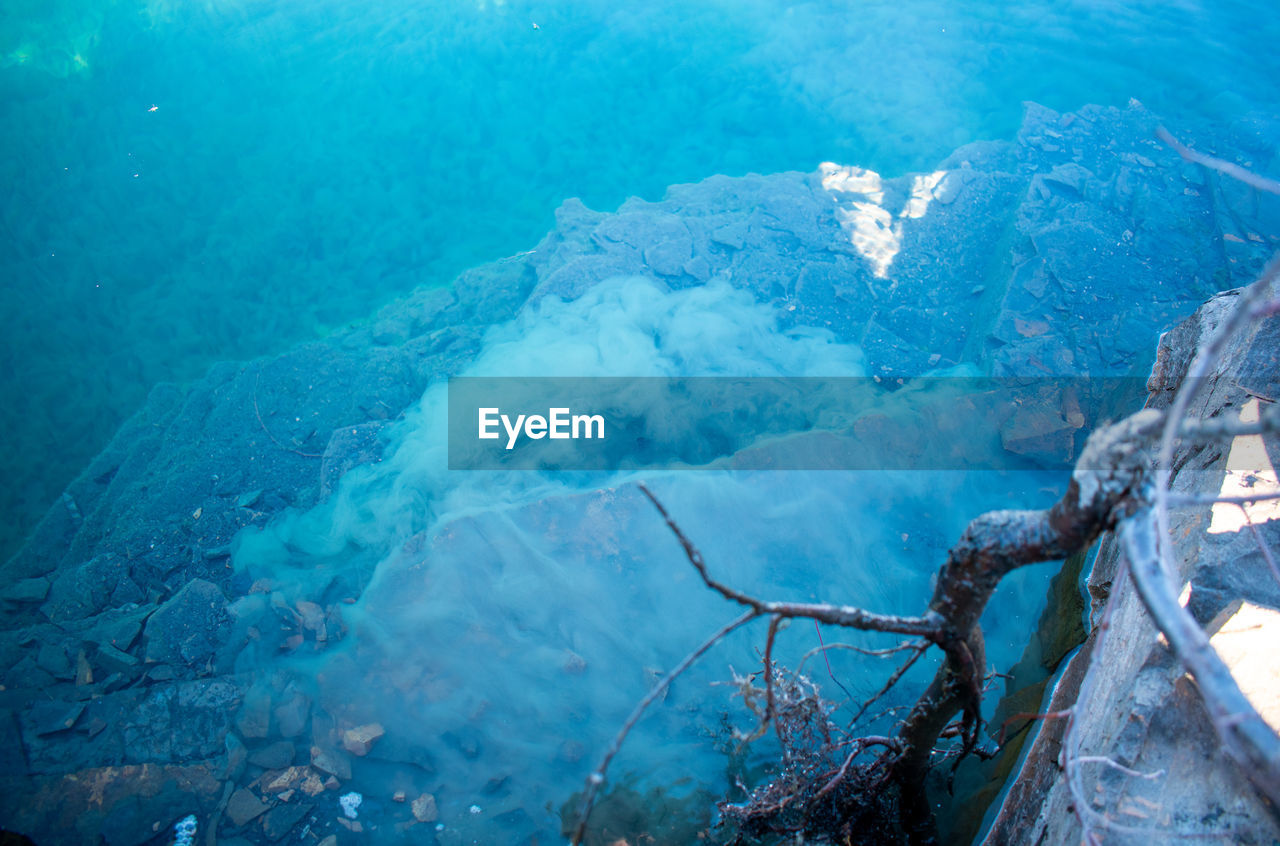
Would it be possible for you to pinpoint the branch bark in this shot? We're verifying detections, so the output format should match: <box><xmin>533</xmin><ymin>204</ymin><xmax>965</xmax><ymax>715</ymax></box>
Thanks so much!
<box><xmin>1123</xmin><ymin>514</ymin><xmax>1280</xmax><ymax>807</ymax></box>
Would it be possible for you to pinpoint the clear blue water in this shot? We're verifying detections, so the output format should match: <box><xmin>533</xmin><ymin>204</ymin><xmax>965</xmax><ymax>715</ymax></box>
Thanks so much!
<box><xmin>3</xmin><ymin>1</ymin><xmax>1280</xmax><ymax>842</ymax></box>
<box><xmin>3</xmin><ymin>0</ymin><xmax>1279</xmax><ymax>556</ymax></box>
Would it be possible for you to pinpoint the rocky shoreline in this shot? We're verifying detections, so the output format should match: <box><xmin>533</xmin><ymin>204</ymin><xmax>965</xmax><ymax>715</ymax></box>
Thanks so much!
<box><xmin>2</xmin><ymin>101</ymin><xmax>1276</xmax><ymax>844</ymax></box>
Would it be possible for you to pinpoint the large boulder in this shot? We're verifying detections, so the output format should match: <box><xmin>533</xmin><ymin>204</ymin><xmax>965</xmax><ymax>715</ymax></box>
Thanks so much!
<box><xmin>142</xmin><ymin>579</ymin><xmax>231</xmax><ymax>667</ymax></box>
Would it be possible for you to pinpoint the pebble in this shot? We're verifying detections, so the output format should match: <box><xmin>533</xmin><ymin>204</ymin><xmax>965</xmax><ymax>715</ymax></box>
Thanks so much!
<box><xmin>341</xmin><ymin>722</ymin><xmax>384</xmax><ymax>756</ymax></box>
<box><xmin>236</xmin><ymin>489</ymin><xmax>263</xmax><ymax>508</ymax></box>
<box><xmin>411</xmin><ymin>793</ymin><xmax>438</xmax><ymax>823</ymax></box>
<box><xmin>262</xmin><ymin>766</ymin><xmax>308</xmax><ymax>793</ymax></box>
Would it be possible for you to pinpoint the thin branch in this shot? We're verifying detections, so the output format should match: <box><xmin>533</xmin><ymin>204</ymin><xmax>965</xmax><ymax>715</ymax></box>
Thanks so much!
<box><xmin>638</xmin><ymin>483</ymin><xmax>942</xmax><ymax>638</ymax></box>
<box><xmin>1241</xmin><ymin>507</ymin><xmax>1280</xmax><ymax>588</ymax></box>
<box><xmin>569</xmin><ymin>609</ymin><xmax>761</xmax><ymax>845</ymax></box>
<box><xmin>797</xmin><ymin>639</ymin><xmax>926</xmax><ymax>669</ymax></box>
<box><xmin>763</xmin><ymin>615</ymin><xmax>783</xmax><ymax>744</ymax></box>
<box><xmin>1122</xmin><ymin>515</ymin><xmax>1280</xmax><ymax>807</ymax></box>
<box><xmin>810</xmin><ymin>620</ymin><xmax>856</xmax><ymax>704</ymax></box>
<box><xmin>848</xmin><ymin>641</ymin><xmax>931</xmax><ymax>728</ymax></box>
<box><xmin>1156</xmin><ymin>126</ymin><xmax>1280</xmax><ymax>196</ymax></box>
<box><xmin>996</xmin><ymin>708</ymin><xmax>1072</xmax><ymax>746</ymax></box>
<box><xmin>1169</xmin><ymin>404</ymin><xmax>1280</xmax><ymax>440</ymax></box>
<box><xmin>1074</xmin><ymin>756</ymin><xmax>1165</xmax><ymax>781</ymax></box>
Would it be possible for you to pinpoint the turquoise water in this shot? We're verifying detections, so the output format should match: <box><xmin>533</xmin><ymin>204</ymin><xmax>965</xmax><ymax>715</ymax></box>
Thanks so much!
<box><xmin>3</xmin><ymin>0</ymin><xmax>1279</xmax><ymax>557</ymax></box>
<box><xmin>4</xmin><ymin>1</ymin><xmax>1279</xmax><ymax>843</ymax></box>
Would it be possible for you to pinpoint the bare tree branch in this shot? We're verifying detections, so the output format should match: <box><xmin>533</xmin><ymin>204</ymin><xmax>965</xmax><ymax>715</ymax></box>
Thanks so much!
<box><xmin>1074</xmin><ymin>756</ymin><xmax>1165</xmax><ymax>781</ymax></box>
<box><xmin>1122</xmin><ymin>515</ymin><xmax>1280</xmax><ymax>807</ymax></box>
<box><xmin>762</xmin><ymin>615</ymin><xmax>784</xmax><ymax>743</ymax></box>
<box><xmin>638</xmin><ymin>482</ymin><xmax>942</xmax><ymax>638</ymax></box>
<box><xmin>847</xmin><ymin>641</ymin><xmax>930</xmax><ymax>728</ymax></box>
<box><xmin>797</xmin><ymin>639</ymin><xmax>927</xmax><ymax>669</ymax></box>
<box><xmin>579</xmin><ymin>249</ymin><xmax>1280</xmax><ymax>845</ymax></box>
<box><xmin>1241</xmin><ymin>508</ymin><xmax>1280</xmax><ymax>588</ymax></box>
<box><xmin>1156</xmin><ymin>126</ymin><xmax>1280</xmax><ymax>196</ymax></box>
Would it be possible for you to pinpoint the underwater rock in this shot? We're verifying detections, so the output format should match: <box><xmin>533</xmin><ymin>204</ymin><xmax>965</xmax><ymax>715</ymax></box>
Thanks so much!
<box><xmin>93</xmin><ymin>643</ymin><xmax>140</xmax><ymax>676</ymax></box>
<box><xmin>411</xmin><ymin>793</ymin><xmax>438</xmax><ymax>822</ymax></box>
<box><xmin>259</xmin><ymin>800</ymin><xmax>311</xmax><ymax>841</ymax></box>
<box><xmin>641</xmin><ymin>220</ymin><xmax>694</xmax><ymax>277</ymax></box>
<box><xmin>125</xmin><ymin>679</ymin><xmax>244</xmax><ymax>765</ymax></box>
<box><xmin>0</xmin><ymin>762</ymin><xmax>223</xmax><ymax>846</ymax></box>
<box><xmin>40</xmin><ymin>554</ymin><xmax>129</xmax><ymax>622</ymax></box>
<box><xmin>998</xmin><ymin>402</ymin><xmax>1083</xmax><ymax>465</ymax></box>
<box><xmin>340</xmin><ymin>723</ymin><xmax>384</xmax><ymax>757</ymax></box>
<box><xmin>272</xmin><ymin>687</ymin><xmax>311</xmax><ymax>738</ymax></box>
<box><xmin>235</xmin><ymin>685</ymin><xmax>273</xmax><ymax>740</ymax></box>
<box><xmin>236</xmin><ymin>489</ymin><xmax>263</xmax><ymax>509</ymax></box>
<box><xmin>2</xmin><ymin>577</ymin><xmax>49</xmax><ymax>604</ymax></box>
<box><xmin>142</xmin><ymin>579</ymin><xmax>231</xmax><ymax>667</ymax></box>
<box><xmin>35</xmin><ymin>641</ymin><xmax>74</xmax><ymax>681</ymax></box>
<box><xmin>27</xmin><ymin>700</ymin><xmax>84</xmax><ymax>737</ymax></box>
<box><xmin>247</xmin><ymin>741</ymin><xmax>295</xmax><ymax>770</ymax></box>
<box><xmin>80</xmin><ymin>603</ymin><xmax>150</xmax><ymax>655</ymax></box>
<box><xmin>709</xmin><ymin>219</ymin><xmax>747</xmax><ymax>249</ymax></box>
<box><xmin>225</xmin><ymin>787</ymin><xmax>268</xmax><ymax>827</ymax></box>
<box><xmin>442</xmin><ymin>727</ymin><xmax>482</xmax><ymax>760</ymax></box>
<box><xmin>299</xmin><ymin>771</ymin><xmax>326</xmax><ymax>797</ymax></box>
<box><xmin>261</xmin><ymin>765</ymin><xmax>310</xmax><ymax>793</ymax></box>
<box><xmin>310</xmin><ymin>745</ymin><xmax>352</xmax><ymax>781</ymax></box>
<box><xmin>319</xmin><ymin>422</ymin><xmax>389</xmax><ymax>499</ymax></box>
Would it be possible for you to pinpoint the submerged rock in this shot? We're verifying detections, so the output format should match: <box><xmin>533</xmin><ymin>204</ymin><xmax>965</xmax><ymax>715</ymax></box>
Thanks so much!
<box><xmin>341</xmin><ymin>723</ymin><xmax>384</xmax><ymax>757</ymax></box>
<box><xmin>411</xmin><ymin>792</ymin><xmax>438</xmax><ymax>823</ymax></box>
<box><xmin>2</xmin><ymin>577</ymin><xmax>49</xmax><ymax>604</ymax></box>
<box><xmin>310</xmin><ymin>745</ymin><xmax>352</xmax><ymax>781</ymax></box>
<box><xmin>225</xmin><ymin>787</ymin><xmax>268</xmax><ymax>827</ymax></box>
<box><xmin>259</xmin><ymin>800</ymin><xmax>311</xmax><ymax>841</ymax></box>
<box><xmin>247</xmin><ymin>741</ymin><xmax>296</xmax><ymax>770</ymax></box>
<box><xmin>142</xmin><ymin>579</ymin><xmax>231</xmax><ymax>667</ymax></box>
